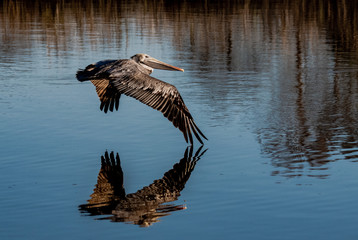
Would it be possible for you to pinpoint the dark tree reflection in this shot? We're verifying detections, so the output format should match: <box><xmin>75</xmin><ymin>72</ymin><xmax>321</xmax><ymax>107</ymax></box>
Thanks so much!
<box><xmin>79</xmin><ymin>147</ymin><xmax>207</xmax><ymax>227</ymax></box>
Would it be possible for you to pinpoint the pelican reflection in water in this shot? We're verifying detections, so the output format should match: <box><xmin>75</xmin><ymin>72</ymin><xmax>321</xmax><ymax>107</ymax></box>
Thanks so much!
<box><xmin>76</xmin><ymin>54</ymin><xmax>207</xmax><ymax>145</ymax></box>
<box><xmin>79</xmin><ymin>147</ymin><xmax>207</xmax><ymax>226</ymax></box>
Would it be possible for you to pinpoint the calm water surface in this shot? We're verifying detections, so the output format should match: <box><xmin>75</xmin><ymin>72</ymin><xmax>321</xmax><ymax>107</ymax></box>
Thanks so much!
<box><xmin>1</xmin><ymin>1</ymin><xmax>358</xmax><ymax>239</ymax></box>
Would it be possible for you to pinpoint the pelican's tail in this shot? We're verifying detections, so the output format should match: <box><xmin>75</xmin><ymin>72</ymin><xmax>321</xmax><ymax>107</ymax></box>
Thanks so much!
<box><xmin>76</xmin><ymin>64</ymin><xmax>101</xmax><ymax>82</ymax></box>
<box><xmin>76</xmin><ymin>69</ymin><xmax>91</xmax><ymax>82</ymax></box>
<box><xmin>76</xmin><ymin>60</ymin><xmax>116</xmax><ymax>82</ymax></box>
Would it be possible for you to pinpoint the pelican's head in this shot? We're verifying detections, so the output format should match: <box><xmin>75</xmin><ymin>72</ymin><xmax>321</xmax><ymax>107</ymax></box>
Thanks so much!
<box><xmin>131</xmin><ymin>53</ymin><xmax>184</xmax><ymax>73</ymax></box>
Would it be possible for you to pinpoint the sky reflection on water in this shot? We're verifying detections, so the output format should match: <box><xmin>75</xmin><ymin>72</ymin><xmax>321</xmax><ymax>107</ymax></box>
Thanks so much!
<box><xmin>1</xmin><ymin>1</ymin><xmax>358</xmax><ymax>239</ymax></box>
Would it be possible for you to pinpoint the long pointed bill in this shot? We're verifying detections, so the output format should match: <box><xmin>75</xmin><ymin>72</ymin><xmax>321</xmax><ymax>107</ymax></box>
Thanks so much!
<box><xmin>145</xmin><ymin>57</ymin><xmax>184</xmax><ymax>72</ymax></box>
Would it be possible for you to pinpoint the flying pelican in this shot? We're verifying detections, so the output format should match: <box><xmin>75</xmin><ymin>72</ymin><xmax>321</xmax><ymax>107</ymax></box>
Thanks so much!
<box><xmin>76</xmin><ymin>53</ymin><xmax>207</xmax><ymax>145</ymax></box>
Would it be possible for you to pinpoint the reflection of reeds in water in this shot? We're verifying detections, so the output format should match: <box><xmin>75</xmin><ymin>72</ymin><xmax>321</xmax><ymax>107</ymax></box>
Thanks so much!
<box><xmin>1</xmin><ymin>0</ymin><xmax>358</xmax><ymax>55</ymax></box>
<box><xmin>0</xmin><ymin>0</ymin><xmax>124</xmax><ymax>53</ymax></box>
<box><xmin>255</xmin><ymin>14</ymin><xmax>358</xmax><ymax>179</ymax></box>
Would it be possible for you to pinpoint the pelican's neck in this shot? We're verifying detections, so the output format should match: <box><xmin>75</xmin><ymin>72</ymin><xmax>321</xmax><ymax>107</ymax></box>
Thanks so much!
<box><xmin>138</xmin><ymin>62</ymin><xmax>153</xmax><ymax>75</ymax></box>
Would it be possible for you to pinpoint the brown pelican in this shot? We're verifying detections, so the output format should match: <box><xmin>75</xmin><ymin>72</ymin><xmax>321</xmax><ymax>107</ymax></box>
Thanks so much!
<box><xmin>76</xmin><ymin>54</ymin><xmax>207</xmax><ymax>145</ymax></box>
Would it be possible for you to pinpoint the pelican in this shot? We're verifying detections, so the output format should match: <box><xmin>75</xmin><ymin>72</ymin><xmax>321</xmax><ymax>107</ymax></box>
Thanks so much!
<box><xmin>76</xmin><ymin>53</ymin><xmax>207</xmax><ymax>145</ymax></box>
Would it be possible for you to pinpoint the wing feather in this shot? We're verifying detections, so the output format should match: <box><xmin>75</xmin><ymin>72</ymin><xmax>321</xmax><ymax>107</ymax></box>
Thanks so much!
<box><xmin>90</xmin><ymin>79</ymin><xmax>121</xmax><ymax>113</ymax></box>
<box><xmin>185</xmin><ymin>117</ymin><xmax>194</xmax><ymax>145</ymax></box>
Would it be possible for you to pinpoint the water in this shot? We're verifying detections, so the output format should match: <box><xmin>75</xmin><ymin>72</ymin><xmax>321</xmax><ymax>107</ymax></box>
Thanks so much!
<box><xmin>1</xmin><ymin>1</ymin><xmax>358</xmax><ymax>239</ymax></box>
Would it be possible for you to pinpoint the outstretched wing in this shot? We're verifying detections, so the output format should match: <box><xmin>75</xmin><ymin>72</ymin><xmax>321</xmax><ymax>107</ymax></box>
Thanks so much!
<box><xmin>90</xmin><ymin>79</ymin><xmax>121</xmax><ymax>113</ymax></box>
<box><xmin>77</xmin><ymin>60</ymin><xmax>121</xmax><ymax>113</ymax></box>
<box><xmin>107</xmin><ymin>61</ymin><xmax>207</xmax><ymax>145</ymax></box>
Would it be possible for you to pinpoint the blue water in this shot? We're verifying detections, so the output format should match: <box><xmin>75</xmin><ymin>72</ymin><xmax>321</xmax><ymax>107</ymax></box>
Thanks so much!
<box><xmin>1</xmin><ymin>1</ymin><xmax>358</xmax><ymax>239</ymax></box>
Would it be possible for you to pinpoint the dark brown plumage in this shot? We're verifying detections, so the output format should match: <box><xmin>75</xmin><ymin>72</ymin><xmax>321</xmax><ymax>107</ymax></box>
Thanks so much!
<box><xmin>76</xmin><ymin>54</ymin><xmax>207</xmax><ymax>145</ymax></box>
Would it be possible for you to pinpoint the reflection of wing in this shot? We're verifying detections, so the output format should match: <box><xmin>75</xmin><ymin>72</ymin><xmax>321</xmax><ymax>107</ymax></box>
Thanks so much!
<box><xmin>90</xmin><ymin>79</ymin><xmax>121</xmax><ymax>113</ymax></box>
<box><xmin>79</xmin><ymin>151</ymin><xmax>125</xmax><ymax>216</ymax></box>
<box><xmin>96</xmin><ymin>151</ymin><xmax>125</xmax><ymax>197</ymax></box>
<box><xmin>79</xmin><ymin>147</ymin><xmax>207</xmax><ymax>227</ymax></box>
<box><xmin>111</xmin><ymin>146</ymin><xmax>206</xmax><ymax>226</ymax></box>
<box><xmin>123</xmin><ymin>146</ymin><xmax>203</xmax><ymax>204</ymax></box>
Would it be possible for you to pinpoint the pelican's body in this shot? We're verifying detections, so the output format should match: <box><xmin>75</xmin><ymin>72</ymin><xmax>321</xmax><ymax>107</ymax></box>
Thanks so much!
<box><xmin>76</xmin><ymin>54</ymin><xmax>207</xmax><ymax>145</ymax></box>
